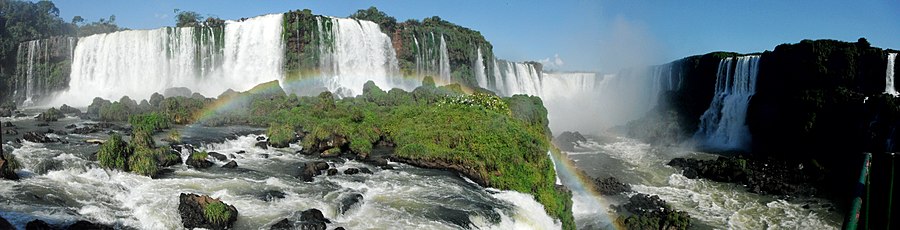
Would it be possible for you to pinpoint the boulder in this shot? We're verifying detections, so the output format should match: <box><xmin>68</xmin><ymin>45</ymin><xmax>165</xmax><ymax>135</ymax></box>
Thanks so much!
<box><xmin>66</xmin><ymin>220</ymin><xmax>114</xmax><ymax>230</ymax></box>
<box><xmin>73</xmin><ymin>126</ymin><xmax>101</xmax><ymax>134</ymax></box>
<box><xmin>0</xmin><ymin>158</ymin><xmax>20</xmax><ymax>180</ymax></box>
<box><xmin>178</xmin><ymin>193</ymin><xmax>238</xmax><ymax>230</ymax></box>
<box><xmin>339</xmin><ymin>193</ymin><xmax>364</xmax><ymax>214</ymax></box>
<box><xmin>59</xmin><ymin>104</ymin><xmax>82</xmax><ymax>114</ymax></box>
<box><xmin>158</xmin><ymin>151</ymin><xmax>182</xmax><ymax>167</ymax></box>
<box><xmin>298</xmin><ymin>209</ymin><xmax>330</xmax><ymax>230</ymax></box>
<box><xmin>326</xmin><ymin>169</ymin><xmax>338</xmax><ymax>176</ymax></box>
<box><xmin>320</xmin><ymin>148</ymin><xmax>340</xmax><ymax>158</ymax></box>
<box><xmin>359</xmin><ymin>168</ymin><xmax>373</xmax><ymax>174</ymax></box>
<box><xmin>255</xmin><ymin>141</ymin><xmax>269</xmax><ymax>150</ymax></box>
<box><xmin>298</xmin><ymin>161</ymin><xmax>328</xmax><ymax>182</ymax></box>
<box><xmin>26</xmin><ymin>219</ymin><xmax>54</xmax><ymax>230</ymax></box>
<box><xmin>0</xmin><ymin>215</ymin><xmax>12</xmax><ymax>230</ymax></box>
<box><xmin>554</xmin><ymin>131</ymin><xmax>587</xmax><ymax>152</ymax></box>
<box><xmin>2</xmin><ymin>121</ymin><xmax>13</xmax><ymax>127</ymax></box>
<box><xmin>270</xmin><ymin>218</ymin><xmax>293</xmax><ymax>230</ymax></box>
<box><xmin>258</xmin><ymin>190</ymin><xmax>286</xmax><ymax>202</ymax></box>
<box><xmin>186</xmin><ymin>158</ymin><xmax>213</xmax><ymax>169</ymax></box>
<box><xmin>256</xmin><ymin>136</ymin><xmax>267</xmax><ymax>141</ymax></box>
<box><xmin>343</xmin><ymin>168</ymin><xmax>360</xmax><ymax>175</ymax></box>
<box><xmin>222</xmin><ymin>161</ymin><xmax>238</xmax><ymax>168</ymax></box>
<box><xmin>36</xmin><ymin>107</ymin><xmax>64</xmax><ymax>122</ymax></box>
<box><xmin>208</xmin><ymin>152</ymin><xmax>228</xmax><ymax>161</ymax></box>
<box><xmin>23</xmin><ymin>131</ymin><xmax>56</xmax><ymax>143</ymax></box>
<box><xmin>593</xmin><ymin>177</ymin><xmax>631</xmax><ymax>195</ymax></box>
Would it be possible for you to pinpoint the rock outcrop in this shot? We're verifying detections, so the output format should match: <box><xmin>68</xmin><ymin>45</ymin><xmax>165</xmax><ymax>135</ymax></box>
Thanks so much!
<box><xmin>178</xmin><ymin>193</ymin><xmax>238</xmax><ymax>230</ymax></box>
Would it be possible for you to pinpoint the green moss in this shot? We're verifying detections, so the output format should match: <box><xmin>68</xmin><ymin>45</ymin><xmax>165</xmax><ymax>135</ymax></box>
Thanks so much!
<box><xmin>192</xmin><ymin>151</ymin><xmax>208</xmax><ymax>162</ymax></box>
<box><xmin>97</xmin><ymin>134</ymin><xmax>131</xmax><ymax>171</ymax></box>
<box><xmin>203</xmin><ymin>201</ymin><xmax>232</xmax><ymax>224</ymax></box>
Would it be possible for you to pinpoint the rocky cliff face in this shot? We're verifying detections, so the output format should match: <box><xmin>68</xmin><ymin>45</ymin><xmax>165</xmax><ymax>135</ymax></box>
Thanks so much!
<box><xmin>10</xmin><ymin>36</ymin><xmax>76</xmax><ymax>106</ymax></box>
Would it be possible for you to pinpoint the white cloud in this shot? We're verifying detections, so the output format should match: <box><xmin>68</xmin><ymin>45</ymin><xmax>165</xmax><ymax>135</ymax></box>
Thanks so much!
<box><xmin>154</xmin><ymin>13</ymin><xmax>169</xmax><ymax>19</ymax></box>
<box><xmin>539</xmin><ymin>54</ymin><xmax>565</xmax><ymax>70</ymax></box>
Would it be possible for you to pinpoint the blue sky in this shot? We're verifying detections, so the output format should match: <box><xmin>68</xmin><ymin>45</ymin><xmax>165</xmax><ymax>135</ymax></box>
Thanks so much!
<box><xmin>52</xmin><ymin>0</ymin><xmax>900</xmax><ymax>72</ymax></box>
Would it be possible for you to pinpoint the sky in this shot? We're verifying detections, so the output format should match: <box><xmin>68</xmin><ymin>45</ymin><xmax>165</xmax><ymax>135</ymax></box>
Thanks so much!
<box><xmin>50</xmin><ymin>0</ymin><xmax>900</xmax><ymax>73</ymax></box>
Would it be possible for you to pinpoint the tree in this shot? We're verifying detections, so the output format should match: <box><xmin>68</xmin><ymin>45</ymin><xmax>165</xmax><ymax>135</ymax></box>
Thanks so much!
<box><xmin>71</xmin><ymin>15</ymin><xmax>83</xmax><ymax>25</ymax></box>
<box><xmin>349</xmin><ymin>6</ymin><xmax>396</xmax><ymax>33</ymax></box>
<box><xmin>174</xmin><ymin>9</ymin><xmax>203</xmax><ymax>27</ymax></box>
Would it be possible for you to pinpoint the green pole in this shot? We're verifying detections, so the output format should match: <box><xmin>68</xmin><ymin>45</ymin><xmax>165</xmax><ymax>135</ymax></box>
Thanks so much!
<box><xmin>888</xmin><ymin>152</ymin><xmax>896</xmax><ymax>230</ymax></box>
<box><xmin>845</xmin><ymin>153</ymin><xmax>871</xmax><ymax>230</ymax></box>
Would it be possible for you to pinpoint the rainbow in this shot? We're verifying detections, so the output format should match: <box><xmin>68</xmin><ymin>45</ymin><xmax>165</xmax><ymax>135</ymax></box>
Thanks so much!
<box><xmin>548</xmin><ymin>147</ymin><xmax>622</xmax><ymax>229</ymax></box>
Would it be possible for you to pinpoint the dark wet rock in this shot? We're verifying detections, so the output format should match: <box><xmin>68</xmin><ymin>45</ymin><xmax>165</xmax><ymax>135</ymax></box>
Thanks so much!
<box><xmin>3</xmin><ymin>129</ymin><xmax>17</xmax><ymax>135</ymax></box>
<box><xmin>186</xmin><ymin>157</ymin><xmax>213</xmax><ymax>169</ymax></box>
<box><xmin>24</xmin><ymin>131</ymin><xmax>56</xmax><ymax>143</ymax></box>
<box><xmin>178</xmin><ymin>193</ymin><xmax>238</xmax><ymax>230</ymax></box>
<box><xmin>298</xmin><ymin>161</ymin><xmax>329</xmax><ymax>182</ymax></box>
<box><xmin>256</xmin><ymin>136</ymin><xmax>267</xmax><ymax>141</ymax></box>
<box><xmin>59</xmin><ymin>104</ymin><xmax>82</xmax><ymax>115</ymax></box>
<box><xmin>36</xmin><ymin>107</ymin><xmax>64</xmax><ymax>122</ymax></box>
<box><xmin>359</xmin><ymin>168</ymin><xmax>373</xmax><ymax>174</ymax></box>
<box><xmin>554</xmin><ymin>131</ymin><xmax>588</xmax><ymax>152</ymax></box>
<box><xmin>72</xmin><ymin>126</ymin><xmax>101</xmax><ymax>134</ymax></box>
<box><xmin>327</xmin><ymin>168</ymin><xmax>338</xmax><ymax>176</ymax></box>
<box><xmin>593</xmin><ymin>177</ymin><xmax>631</xmax><ymax>195</ymax></box>
<box><xmin>339</xmin><ymin>193</ymin><xmax>364</xmax><ymax>214</ymax></box>
<box><xmin>66</xmin><ymin>220</ymin><xmax>113</xmax><ymax>230</ymax></box>
<box><xmin>208</xmin><ymin>152</ymin><xmax>227</xmax><ymax>161</ymax></box>
<box><xmin>270</xmin><ymin>218</ymin><xmax>293</xmax><ymax>230</ymax></box>
<box><xmin>343</xmin><ymin>168</ymin><xmax>360</xmax><ymax>175</ymax></box>
<box><xmin>614</xmin><ymin>193</ymin><xmax>691</xmax><ymax>230</ymax></box>
<box><xmin>36</xmin><ymin>123</ymin><xmax>50</xmax><ymax>127</ymax></box>
<box><xmin>259</xmin><ymin>154</ymin><xmax>269</xmax><ymax>159</ymax></box>
<box><xmin>366</xmin><ymin>157</ymin><xmax>389</xmax><ymax>167</ymax></box>
<box><xmin>0</xmin><ymin>157</ymin><xmax>19</xmax><ymax>180</ymax></box>
<box><xmin>2</xmin><ymin>121</ymin><xmax>13</xmax><ymax>127</ymax></box>
<box><xmin>229</xmin><ymin>154</ymin><xmax>235</xmax><ymax>159</ymax></box>
<box><xmin>380</xmin><ymin>165</ymin><xmax>394</xmax><ymax>170</ymax></box>
<box><xmin>46</xmin><ymin>128</ymin><xmax>67</xmax><ymax>136</ymax></box>
<box><xmin>26</xmin><ymin>219</ymin><xmax>54</xmax><ymax>230</ymax></box>
<box><xmin>389</xmin><ymin>156</ymin><xmax>489</xmax><ymax>187</ymax></box>
<box><xmin>320</xmin><ymin>148</ymin><xmax>340</xmax><ymax>158</ymax></box>
<box><xmin>259</xmin><ymin>190</ymin><xmax>286</xmax><ymax>202</ymax></box>
<box><xmin>668</xmin><ymin>156</ymin><xmax>815</xmax><ymax>197</ymax></box>
<box><xmin>298</xmin><ymin>209</ymin><xmax>330</xmax><ymax>230</ymax></box>
<box><xmin>14</xmin><ymin>113</ymin><xmax>28</xmax><ymax>118</ymax></box>
<box><xmin>222</xmin><ymin>161</ymin><xmax>238</xmax><ymax>168</ymax></box>
<box><xmin>334</xmin><ymin>227</ymin><xmax>345</xmax><ymax>230</ymax></box>
<box><xmin>0</xmin><ymin>214</ymin><xmax>12</xmax><ymax>230</ymax></box>
<box><xmin>65</xmin><ymin>124</ymin><xmax>77</xmax><ymax>129</ymax></box>
<box><xmin>158</xmin><ymin>151</ymin><xmax>182</xmax><ymax>167</ymax></box>
<box><xmin>255</xmin><ymin>141</ymin><xmax>269</xmax><ymax>150</ymax></box>
<box><xmin>236</xmin><ymin>150</ymin><xmax>246</xmax><ymax>154</ymax></box>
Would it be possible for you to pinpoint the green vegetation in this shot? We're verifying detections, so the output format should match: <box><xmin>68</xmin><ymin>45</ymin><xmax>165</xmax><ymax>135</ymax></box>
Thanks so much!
<box><xmin>191</xmin><ymin>151</ymin><xmax>208</xmax><ymax>162</ymax></box>
<box><xmin>267</xmin><ymin>123</ymin><xmax>296</xmax><ymax>148</ymax></box>
<box><xmin>203</xmin><ymin>201</ymin><xmax>232</xmax><ymax>224</ymax></box>
<box><xmin>129</xmin><ymin>147</ymin><xmax>160</xmax><ymax>177</ymax></box>
<box><xmin>37</xmin><ymin>107</ymin><xmax>63</xmax><ymax>122</ymax></box>
<box><xmin>97</xmin><ymin>133</ymin><xmax>131</xmax><ymax>171</ymax></box>
<box><xmin>349</xmin><ymin>7</ymin><xmax>397</xmax><ymax>34</ymax></box>
<box><xmin>1</xmin><ymin>151</ymin><xmax>20</xmax><ymax>175</ymax></box>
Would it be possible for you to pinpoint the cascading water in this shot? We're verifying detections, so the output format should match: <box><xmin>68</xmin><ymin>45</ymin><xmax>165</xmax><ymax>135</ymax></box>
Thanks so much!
<box><xmin>887</xmin><ymin>53</ymin><xmax>898</xmax><ymax>97</ymax></box>
<box><xmin>22</xmin><ymin>40</ymin><xmax>38</xmax><ymax>106</ymax></box>
<box><xmin>439</xmin><ymin>35</ymin><xmax>451</xmax><ymax>83</ymax></box>
<box><xmin>473</xmin><ymin>47</ymin><xmax>488</xmax><ymax>88</ymax></box>
<box><xmin>695</xmin><ymin>56</ymin><xmax>760</xmax><ymax>151</ymax></box>
<box><xmin>491</xmin><ymin>59</ymin><xmax>543</xmax><ymax>96</ymax></box>
<box><xmin>60</xmin><ymin>14</ymin><xmax>284</xmax><ymax>106</ymax></box>
<box><xmin>317</xmin><ymin>17</ymin><xmax>414</xmax><ymax>96</ymax></box>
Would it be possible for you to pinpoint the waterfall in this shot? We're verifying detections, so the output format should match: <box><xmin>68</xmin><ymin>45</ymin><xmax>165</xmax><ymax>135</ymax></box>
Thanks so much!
<box><xmin>491</xmin><ymin>59</ymin><xmax>542</xmax><ymax>96</ymax></box>
<box><xmin>61</xmin><ymin>14</ymin><xmax>284</xmax><ymax>106</ymax></box>
<box><xmin>22</xmin><ymin>40</ymin><xmax>38</xmax><ymax>106</ymax></box>
<box><xmin>474</xmin><ymin>47</ymin><xmax>487</xmax><ymax>88</ymax></box>
<box><xmin>887</xmin><ymin>53</ymin><xmax>898</xmax><ymax>97</ymax></box>
<box><xmin>317</xmin><ymin>16</ymin><xmax>411</xmax><ymax>96</ymax></box>
<box><xmin>439</xmin><ymin>35</ymin><xmax>451</xmax><ymax>83</ymax></box>
<box><xmin>695</xmin><ymin>56</ymin><xmax>760</xmax><ymax>151</ymax></box>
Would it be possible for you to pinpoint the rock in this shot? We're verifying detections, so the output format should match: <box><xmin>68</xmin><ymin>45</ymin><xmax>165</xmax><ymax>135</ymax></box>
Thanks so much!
<box><xmin>327</xmin><ymin>169</ymin><xmax>338</xmax><ymax>176</ymax></box>
<box><xmin>553</xmin><ymin>131</ymin><xmax>588</xmax><ymax>152</ymax></box>
<box><xmin>26</xmin><ymin>219</ymin><xmax>54</xmax><ymax>230</ymax></box>
<box><xmin>222</xmin><ymin>161</ymin><xmax>238</xmax><ymax>168</ymax></box>
<box><xmin>0</xmin><ymin>214</ymin><xmax>13</xmax><ymax>230</ymax></box>
<box><xmin>615</xmin><ymin>193</ymin><xmax>691</xmax><ymax>230</ymax></box>
<box><xmin>255</xmin><ymin>141</ymin><xmax>269</xmax><ymax>150</ymax></box>
<box><xmin>24</xmin><ymin>131</ymin><xmax>56</xmax><ymax>143</ymax></box>
<box><xmin>270</xmin><ymin>218</ymin><xmax>293</xmax><ymax>230</ymax></box>
<box><xmin>593</xmin><ymin>177</ymin><xmax>631</xmax><ymax>195</ymax></box>
<box><xmin>298</xmin><ymin>209</ymin><xmax>330</xmax><ymax>230</ymax></box>
<box><xmin>259</xmin><ymin>154</ymin><xmax>269</xmax><ymax>159</ymax></box>
<box><xmin>256</xmin><ymin>136</ymin><xmax>267</xmax><ymax>141</ymax></box>
<box><xmin>186</xmin><ymin>158</ymin><xmax>213</xmax><ymax>169</ymax></box>
<box><xmin>320</xmin><ymin>148</ymin><xmax>341</xmax><ymax>158</ymax></box>
<box><xmin>314</xmin><ymin>162</ymin><xmax>329</xmax><ymax>171</ymax></box>
<box><xmin>0</xmin><ymin>108</ymin><xmax>11</xmax><ymax>117</ymax></box>
<box><xmin>36</xmin><ymin>107</ymin><xmax>64</xmax><ymax>122</ymax></box>
<box><xmin>298</xmin><ymin>161</ymin><xmax>329</xmax><ymax>182</ymax></box>
<box><xmin>59</xmin><ymin>104</ymin><xmax>82</xmax><ymax>114</ymax></box>
<box><xmin>236</xmin><ymin>150</ymin><xmax>246</xmax><ymax>154</ymax></box>
<box><xmin>158</xmin><ymin>151</ymin><xmax>182</xmax><ymax>167</ymax></box>
<box><xmin>66</xmin><ymin>220</ymin><xmax>114</xmax><ymax>230</ymax></box>
<box><xmin>334</xmin><ymin>227</ymin><xmax>345</xmax><ymax>230</ymax></box>
<box><xmin>367</xmin><ymin>157</ymin><xmax>389</xmax><ymax>167</ymax></box>
<box><xmin>73</xmin><ymin>126</ymin><xmax>101</xmax><ymax>134</ymax></box>
<box><xmin>259</xmin><ymin>190</ymin><xmax>286</xmax><ymax>202</ymax></box>
<box><xmin>344</xmin><ymin>168</ymin><xmax>360</xmax><ymax>175</ymax></box>
<box><xmin>359</xmin><ymin>168</ymin><xmax>373</xmax><ymax>174</ymax></box>
<box><xmin>36</xmin><ymin>123</ymin><xmax>49</xmax><ymax>127</ymax></box>
<box><xmin>2</xmin><ymin>121</ymin><xmax>13</xmax><ymax>127</ymax></box>
<box><xmin>1</xmin><ymin>158</ymin><xmax>20</xmax><ymax>180</ymax></box>
<box><xmin>178</xmin><ymin>193</ymin><xmax>238</xmax><ymax>230</ymax></box>
<box><xmin>208</xmin><ymin>152</ymin><xmax>227</xmax><ymax>161</ymax></box>
<box><xmin>339</xmin><ymin>193</ymin><xmax>364</xmax><ymax>214</ymax></box>
<box><xmin>65</xmin><ymin>124</ymin><xmax>77</xmax><ymax>129</ymax></box>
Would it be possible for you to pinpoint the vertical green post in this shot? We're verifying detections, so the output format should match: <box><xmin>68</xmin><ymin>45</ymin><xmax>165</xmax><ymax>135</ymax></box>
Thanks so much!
<box><xmin>844</xmin><ymin>153</ymin><xmax>871</xmax><ymax>230</ymax></box>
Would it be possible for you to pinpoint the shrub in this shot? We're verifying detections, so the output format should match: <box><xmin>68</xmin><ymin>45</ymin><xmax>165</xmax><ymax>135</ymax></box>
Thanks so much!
<box><xmin>97</xmin><ymin>134</ymin><xmax>131</xmax><ymax>171</ymax></box>
<box><xmin>203</xmin><ymin>201</ymin><xmax>232</xmax><ymax>224</ymax></box>
<box><xmin>129</xmin><ymin>147</ymin><xmax>160</xmax><ymax>177</ymax></box>
<box><xmin>266</xmin><ymin>123</ymin><xmax>295</xmax><ymax>148</ymax></box>
<box><xmin>191</xmin><ymin>151</ymin><xmax>208</xmax><ymax>162</ymax></box>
